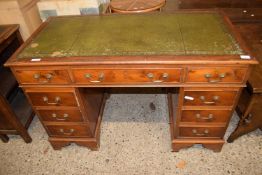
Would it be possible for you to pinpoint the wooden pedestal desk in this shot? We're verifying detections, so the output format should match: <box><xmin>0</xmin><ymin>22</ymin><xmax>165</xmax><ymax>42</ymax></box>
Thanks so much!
<box><xmin>5</xmin><ymin>11</ymin><xmax>258</xmax><ymax>152</ymax></box>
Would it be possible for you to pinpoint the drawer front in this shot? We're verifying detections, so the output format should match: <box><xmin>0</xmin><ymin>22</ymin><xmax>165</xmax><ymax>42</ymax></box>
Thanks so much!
<box><xmin>27</xmin><ymin>92</ymin><xmax>78</xmax><ymax>107</ymax></box>
<box><xmin>72</xmin><ymin>69</ymin><xmax>181</xmax><ymax>84</ymax></box>
<box><xmin>181</xmin><ymin>110</ymin><xmax>231</xmax><ymax>123</ymax></box>
<box><xmin>46</xmin><ymin>124</ymin><xmax>91</xmax><ymax>137</ymax></box>
<box><xmin>15</xmin><ymin>69</ymin><xmax>70</xmax><ymax>84</ymax></box>
<box><xmin>186</xmin><ymin>67</ymin><xmax>247</xmax><ymax>83</ymax></box>
<box><xmin>38</xmin><ymin>109</ymin><xmax>83</xmax><ymax>122</ymax></box>
<box><xmin>183</xmin><ymin>91</ymin><xmax>237</xmax><ymax>106</ymax></box>
<box><xmin>179</xmin><ymin>127</ymin><xmax>225</xmax><ymax>138</ymax></box>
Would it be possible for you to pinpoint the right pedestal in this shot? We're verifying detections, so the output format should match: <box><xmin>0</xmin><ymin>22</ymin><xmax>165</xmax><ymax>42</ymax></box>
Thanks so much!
<box><xmin>169</xmin><ymin>87</ymin><xmax>242</xmax><ymax>152</ymax></box>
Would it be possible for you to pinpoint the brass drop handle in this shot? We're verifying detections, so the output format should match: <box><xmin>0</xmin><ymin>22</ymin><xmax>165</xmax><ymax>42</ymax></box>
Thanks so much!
<box><xmin>33</xmin><ymin>73</ymin><xmax>40</xmax><ymax>79</ymax></box>
<box><xmin>204</xmin><ymin>73</ymin><xmax>225</xmax><ymax>83</ymax></box>
<box><xmin>43</xmin><ymin>96</ymin><xmax>61</xmax><ymax>105</ymax></box>
<box><xmin>196</xmin><ymin>113</ymin><xmax>213</xmax><ymax>121</ymax></box>
<box><xmin>52</xmin><ymin>113</ymin><xmax>69</xmax><ymax>121</ymax></box>
<box><xmin>147</xmin><ymin>73</ymin><xmax>169</xmax><ymax>83</ymax></box>
<box><xmin>192</xmin><ymin>129</ymin><xmax>209</xmax><ymax>136</ymax></box>
<box><xmin>84</xmin><ymin>73</ymin><xmax>104</xmax><ymax>83</ymax></box>
<box><xmin>199</xmin><ymin>96</ymin><xmax>219</xmax><ymax>105</ymax></box>
<box><xmin>33</xmin><ymin>73</ymin><xmax>53</xmax><ymax>83</ymax></box>
<box><xmin>45</xmin><ymin>73</ymin><xmax>53</xmax><ymax>80</ymax></box>
<box><xmin>59</xmin><ymin>128</ymin><xmax>74</xmax><ymax>135</ymax></box>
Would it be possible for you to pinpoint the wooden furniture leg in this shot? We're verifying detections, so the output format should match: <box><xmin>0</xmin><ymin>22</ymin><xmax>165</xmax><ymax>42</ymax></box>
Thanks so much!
<box><xmin>0</xmin><ymin>134</ymin><xmax>9</xmax><ymax>142</ymax></box>
<box><xmin>172</xmin><ymin>142</ymin><xmax>194</xmax><ymax>152</ymax></box>
<box><xmin>0</xmin><ymin>94</ymin><xmax>33</xmax><ymax>143</ymax></box>
<box><xmin>202</xmin><ymin>143</ymin><xmax>224</xmax><ymax>152</ymax></box>
<box><xmin>19</xmin><ymin>112</ymin><xmax>34</xmax><ymax>143</ymax></box>
<box><xmin>17</xmin><ymin>127</ymin><xmax>32</xmax><ymax>143</ymax></box>
<box><xmin>49</xmin><ymin>138</ymin><xmax>100</xmax><ymax>151</ymax></box>
<box><xmin>172</xmin><ymin>139</ymin><xmax>225</xmax><ymax>152</ymax></box>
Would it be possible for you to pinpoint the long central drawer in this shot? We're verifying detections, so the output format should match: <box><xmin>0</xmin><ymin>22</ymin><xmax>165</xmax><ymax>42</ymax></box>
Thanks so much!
<box><xmin>72</xmin><ymin>68</ymin><xmax>182</xmax><ymax>84</ymax></box>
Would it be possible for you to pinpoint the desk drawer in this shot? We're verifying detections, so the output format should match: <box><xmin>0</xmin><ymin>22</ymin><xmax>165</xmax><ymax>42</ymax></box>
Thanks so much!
<box><xmin>46</xmin><ymin>124</ymin><xmax>91</xmax><ymax>137</ymax></box>
<box><xmin>181</xmin><ymin>110</ymin><xmax>231</xmax><ymax>123</ymax></box>
<box><xmin>15</xmin><ymin>69</ymin><xmax>70</xmax><ymax>84</ymax></box>
<box><xmin>72</xmin><ymin>69</ymin><xmax>181</xmax><ymax>84</ymax></box>
<box><xmin>179</xmin><ymin>126</ymin><xmax>225</xmax><ymax>138</ymax></box>
<box><xmin>183</xmin><ymin>90</ymin><xmax>237</xmax><ymax>106</ymax></box>
<box><xmin>38</xmin><ymin>109</ymin><xmax>83</xmax><ymax>122</ymax></box>
<box><xmin>27</xmin><ymin>92</ymin><xmax>78</xmax><ymax>107</ymax></box>
<box><xmin>186</xmin><ymin>67</ymin><xmax>247</xmax><ymax>83</ymax></box>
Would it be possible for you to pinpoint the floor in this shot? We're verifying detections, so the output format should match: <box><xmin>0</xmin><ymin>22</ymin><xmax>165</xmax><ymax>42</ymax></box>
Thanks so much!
<box><xmin>0</xmin><ymin>94</ymin><xmax>261</xmax><ymax>175</ymax></box>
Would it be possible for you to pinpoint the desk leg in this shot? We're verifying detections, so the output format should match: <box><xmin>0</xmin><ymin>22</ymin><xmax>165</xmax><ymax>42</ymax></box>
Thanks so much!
<box><xmin>49</xmin><ymin>137</ymin><xmax>100</xmax><ymax>151</ymax></box>
<box><xmin>172</xmin><ymin>139</ymin><xmax>224</xmax><ymax>152</ymax></box>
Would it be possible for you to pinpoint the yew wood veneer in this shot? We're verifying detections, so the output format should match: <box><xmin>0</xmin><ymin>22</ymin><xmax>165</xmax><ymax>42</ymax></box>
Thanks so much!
<box><xmin>5</xmin><ymin>11</ymin><xmax>258</xmax><ymax>151</ymax></box>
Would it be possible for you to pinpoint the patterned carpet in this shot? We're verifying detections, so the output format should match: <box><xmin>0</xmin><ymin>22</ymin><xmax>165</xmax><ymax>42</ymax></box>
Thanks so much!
<box><xmin>0</xmin><ymin>94</ymin><xmax>261</xmax><ymax>175</ymax></box>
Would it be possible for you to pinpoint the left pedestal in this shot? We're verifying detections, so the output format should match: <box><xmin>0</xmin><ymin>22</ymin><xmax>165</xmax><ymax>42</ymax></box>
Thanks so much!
<box><xmin>23</xmin><ymin>87</ymin><xmax>106</xmax><ymax>150</ymax></box>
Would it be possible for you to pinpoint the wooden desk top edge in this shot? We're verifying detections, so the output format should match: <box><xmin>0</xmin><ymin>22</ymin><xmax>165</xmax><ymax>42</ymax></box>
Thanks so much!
<box><xmin>0</xmin><ymin>24</ymin><xmax>19</xmax><ymax>44</ymax></box>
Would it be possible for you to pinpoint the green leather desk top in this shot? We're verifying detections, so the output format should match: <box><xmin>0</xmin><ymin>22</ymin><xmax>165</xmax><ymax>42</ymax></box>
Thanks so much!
<box><xmin>17</xmin><ymin>12</ymin><xmax>244</xmax><ymax>59</ymax></box>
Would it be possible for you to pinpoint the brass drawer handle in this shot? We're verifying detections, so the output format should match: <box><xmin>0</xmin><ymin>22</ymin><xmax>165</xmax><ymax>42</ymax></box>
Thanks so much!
<box><xmin>33</xmin><ymin>73</ymin><xmax>53</xmax><ymax>83</ymax></box>
<box><xmin>196</xmin><ymin>113</ymin><xmax>213</xmax><ymax>121</ymax></box>
<box><xmin>43</xmin><ymin>96</ymin><xmax>61</xmax><ymax>105</ymax></box>
<box><xmin>204</xmin><ymin>73</ymin><xmax>225</xmax><ymax>83</ymax></box>
<box><xmin>59</xmin><ymin>128</ymin><xmax>74</xmax><ymax>135</ymax></box>
<box><xmin>84</xmin><ymin>73</ymin><xmax>104</xmax><ymax>83</ymax></box>
<box><xmin>147</xmin><ymin>73</ymin><xmax>169</xmax><ymax>83</ymax></box>
<box><xmin>199</xmin><ymin>96</ymin><xmax>219</xmax><ymax>105</ymax></box>
<box><xmin>52</xmin><ymin>113</ymin><xmax>69</xmax><ymax>121</ymax></box>
<box><xmin>192</xmin><ymin>129</ymin><xmax>209</xmax><ymax>136</ymax></box>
